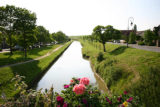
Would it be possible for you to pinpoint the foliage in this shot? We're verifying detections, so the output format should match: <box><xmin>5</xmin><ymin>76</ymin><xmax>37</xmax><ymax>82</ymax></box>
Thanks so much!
<box><xmin>92</xmin><ymin>25</ymin><xmax>121</xmax><ymax>52</ymax></box>
<box><xmin>14</xmin><ymin>6</ymin><xmax>37</xmax><ymax>58</ymax></box>
<box><xmin>97</xmin><ymin>52</ymin><xmax>104</xmax><ymax>62</ymax></box>
<box><xmin>0</xmin><ymin>75</ymin><xmax>139</xmax><ymax>107</ymax></box>
<box><xmin>0</xmin><ymin>5</ymin><xmax>17</xmax><ymax>54</ymax></box>
<box><xmin>35</xmin><ymin>26</ymin><xmax>52</xmax><ymax>44</ymax></box>
<box><xmin>52</xmin><ymin>31</ymin><xmax>69</xmax><ymax>43</ymax></box>
<box><xmin>144</xmin><ymin>30</ymin><xmax>155</xmax><ymax>46</ymax></box>
<box><xmin>138</xmin><ymin>41</ymin><xmax>145</xmax><ymax>45</ymax></box>
<box><xmin>129</xmin><ymin>32</ymin><xmax>136</xmax><ymax>44</ymax></box>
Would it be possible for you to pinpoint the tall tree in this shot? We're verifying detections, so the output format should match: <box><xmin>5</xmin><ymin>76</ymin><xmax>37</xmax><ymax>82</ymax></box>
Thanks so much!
<box><xmin>52</xmin><ymin>31</ymin><xmax>68</xmax><ymax>43</ymax></box>
<box><xmin>153</xmin><ymin>25</ymin><xmax>160</xmax><ymax>46</ymax></box>
<box><xmin>35</xmin><ymin>26</ymin><xmax>51</xmax><ymax>45</ymax></box>
<box><xmin>14</xmin><ymin>7</ymin><xmax>36</xmax><ymax>58</ymax></box>
<box><xmin>93</xmin><ymin>25</ymin><xmax>113</xmax><ymax>52</ymax></box>
<box><xmin>0</xmin><ymin>5</ymin><xmax>17</xmax><ymax>54</ymax></box>
<box><xmin>144</xmin><ymin>30</ymin><xmax>154</xmax><ymax>46</ymax></box>
<box><xmin>129</xmin><ymin>32</ymin><xmax>136</xmax><ymax>44</ymax></box>
<box><xmin>133</xmin><ymin>24</ymin><xmax>137</xmax><ymax>33</ymax></box>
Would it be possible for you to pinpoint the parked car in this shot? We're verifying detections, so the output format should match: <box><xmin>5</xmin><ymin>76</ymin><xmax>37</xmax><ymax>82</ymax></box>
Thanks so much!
<box><xmin>13</xmin><ymin>45</ymin><xmax>23</xmax><ymax>51</ymax></box>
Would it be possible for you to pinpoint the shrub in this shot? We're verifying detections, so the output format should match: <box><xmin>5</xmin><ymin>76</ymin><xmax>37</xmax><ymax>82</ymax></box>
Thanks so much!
<box><xmin>1</xmin><ymin>75</ymin><xmax>139</xmax><ymax>107</ymax></box>
<box><xmin>97</xmin><ymin>52</ymin><xmax>104</xmax><ymax>62</ymax></box>
<box><xmin>138</xmin><ymin>41</ymin><xmax>145</xmax><ymax>45</ymax></box>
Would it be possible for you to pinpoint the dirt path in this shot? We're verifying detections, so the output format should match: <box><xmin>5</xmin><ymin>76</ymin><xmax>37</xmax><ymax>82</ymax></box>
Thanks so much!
<box><xmin>0</xmin><ymin>45</ymin><xmax>64</xmax><ymax>68</ymax></box>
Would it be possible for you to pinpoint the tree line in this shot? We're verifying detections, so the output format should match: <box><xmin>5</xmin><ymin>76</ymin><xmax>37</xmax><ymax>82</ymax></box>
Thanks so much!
<box><xmin>0</xmin><ymin>5</ymin><xmax>70</xmax><ymax>57</ymax></box>
<box><xmin>79</xmin><ymin>24</ymin><xmax>160</xmax><ymax>52</ymax></box>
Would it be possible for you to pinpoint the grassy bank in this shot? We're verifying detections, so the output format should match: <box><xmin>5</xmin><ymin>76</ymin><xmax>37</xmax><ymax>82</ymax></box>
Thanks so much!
<box><xmin>80</xmin><ymin>40</ymin><xmax>160</xmax><ymax>106</ymax></box>
<box><xmin>0</xmin><ymin>42</ymin><xmax>72</xmax><ymax>101</ymax></box>
<box><xmin>0</xmin><ymin>44</ymin><xmax>61</xmax><ymax>66</ymax></box>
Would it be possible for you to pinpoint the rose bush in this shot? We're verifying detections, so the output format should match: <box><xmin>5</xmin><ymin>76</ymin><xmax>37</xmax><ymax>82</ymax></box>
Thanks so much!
<box><xmin>1</xmin><ymin>76</ymin><xmax>139</xmax><ymax>107</ymax></box>
<box><xmin>55</xmin><ymin>77</ymin><xmax>139</xmax><ymax>107</ymax></box>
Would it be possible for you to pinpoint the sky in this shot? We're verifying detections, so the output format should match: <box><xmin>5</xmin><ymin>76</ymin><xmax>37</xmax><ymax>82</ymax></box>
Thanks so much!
<box><xmin>0</xmin><ymin>0</ymin><xmax>160</xmax><ymax>36</ymax></box>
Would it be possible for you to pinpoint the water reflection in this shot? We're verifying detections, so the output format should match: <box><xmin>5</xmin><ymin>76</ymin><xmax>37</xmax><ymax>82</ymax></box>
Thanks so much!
<box><xmin>36</xmin><ymin>41</ymin><xmax>102</xmax><ymax>93</ymax></box>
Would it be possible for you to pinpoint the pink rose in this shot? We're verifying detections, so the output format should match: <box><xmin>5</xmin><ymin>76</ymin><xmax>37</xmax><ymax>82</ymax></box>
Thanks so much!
<box><xmin>127</xmin><ymin>97</ymin><xmax>133</xmax><ymax>102</ymax></box>
<box><xmin>73</xmin><ymin>84</ymin><xmax>86</xmax><ymax>95</ymax></box>
<box><xmin>77</xmin><ymin>78</ymin><xmax>81</xmax><ymax>81</ymax></box>
<box><xmin>124</xmin><ymin>91</ymin><xmax>128</xmax><ymax>95</ymax></box>
<box><xmin>80</xmin><ymin>77</ymin><xmax>90</xmax><ymax>85</ymax></box>
<box><xmin>56</xmin><ymin>96</ymin><xmax>64</xmax><ymax>105</ymax></box>
<box><xmin>70</xmin><ymin>80</ymin><xmax>74</xmax><ymax>83</ymax></box>
<box><xmin>64</xmin><ymin>85</ymin><xmax>70</xmax><ymax>89</ymax></box>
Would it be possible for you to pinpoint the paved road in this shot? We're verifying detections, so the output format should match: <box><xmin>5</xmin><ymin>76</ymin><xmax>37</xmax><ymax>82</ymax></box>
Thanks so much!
<box><xmin>0</xmin><ymin>45</ymin><xmax>63</xmax><ymax>68</ymax></box>
<box><xmin>107</xmin><ymin>42</ymin><xmax>160</xmax><ymax>53</ymax></box>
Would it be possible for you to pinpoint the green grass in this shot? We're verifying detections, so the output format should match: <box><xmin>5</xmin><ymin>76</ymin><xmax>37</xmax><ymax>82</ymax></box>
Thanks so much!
<box><xmin>80</xmin><ymin>40</ymin><xmax>160</xmax><ymax>106</ymax></box>
<box><xmin>0</xmin><ymin>42</ymin><xmax>72</xmax><ymax>101</ymax></box>
<box><xmin>0</xmin><ymin>44</ymin><xmax>61</xmax><ymax>66</ymax></box>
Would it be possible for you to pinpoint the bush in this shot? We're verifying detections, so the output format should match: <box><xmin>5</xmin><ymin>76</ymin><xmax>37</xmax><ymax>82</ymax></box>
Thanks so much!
<box><xmin>105</xmin><ymin>67</ymin><xmax>123</xmax><ymax>88</ymax></box>
<box><xmin>138</xmin><ymin>41</ymin><xmax>145</xmax><ymax>45</ymax></box>
<box><xmin>0</xmin><ymin>48</ymin><xmax>2</xmax><ymax>51</ymax></box>
<box><xmin>97</xmin><ymin>52</ymin><xmax>104</xmax><ymax>62</ymax></box>
<box><xmin>1</xmin><ymin>75</ymin><xmax>139</xmax><ymax>107</ymax></box>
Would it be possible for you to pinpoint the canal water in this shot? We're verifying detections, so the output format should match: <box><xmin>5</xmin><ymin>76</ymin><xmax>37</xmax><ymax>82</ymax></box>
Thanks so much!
<box><xmin>36</xmin><ymin>41</ymin><xmax>107</xmax><ymax>93</ymax></box>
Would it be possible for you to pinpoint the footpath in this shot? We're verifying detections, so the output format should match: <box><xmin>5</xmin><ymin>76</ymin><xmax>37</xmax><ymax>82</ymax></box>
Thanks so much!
<box><xmin>0</xmin><ymin>45</ymin><xmax>63</xmax><ymax>68</ymax></box>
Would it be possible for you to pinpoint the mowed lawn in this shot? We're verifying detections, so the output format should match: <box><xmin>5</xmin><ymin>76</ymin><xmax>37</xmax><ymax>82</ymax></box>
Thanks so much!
<box><xmin>0</xmin><ymin>44</ymin><xmax>61</xmax><ymax>66</ymax></box>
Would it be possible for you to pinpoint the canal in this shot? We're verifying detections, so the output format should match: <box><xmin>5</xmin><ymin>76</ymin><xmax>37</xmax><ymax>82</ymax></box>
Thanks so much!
<box><xmin>36</xmin><ymin>41</ymin><xmax>107</xmax><ymax>93</ymax></box>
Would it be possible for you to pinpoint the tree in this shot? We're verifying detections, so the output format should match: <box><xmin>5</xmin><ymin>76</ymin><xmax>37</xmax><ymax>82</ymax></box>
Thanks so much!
<box><xmin>153</xmin><ymin>25</ymin><xmax>160</xmax><ymax>46</ymax></box>
<box><xmin>93</xmin><ymin>25</ymin><xmax>113</xmax><ymax>52</ymax></box>
<box><xmin>14</xmin><ymin>7</ymin><xmax>36</xmax><ymax>58</ymax></box>
<box><xmin>112</xmin><ymin>29</ymin><xmax>121</xmax><ymax>40</ymax></box>
<box><xmin>129</xmin><ymin>32</ymin><xmax>136</xmax><ymax>44</ymax></box>
<box><xmin>0</xmin><ymin>5</ymin><xmax>17</xmax><ymax>54</ymax></box>
<box><xmin>35</xmin><ymin>26</ymin><xmax>51</xmax><ymax>45</ymax></box>
<box><xmin>52</xmin><ymin>31</ymin><xmax>69</xmax><ymax>43</ymax></box>
<box><xmin>133</xmin><ymin>24</ymin><xmax>137</xmax><ymax>33</ymax></box>
<box><xmin>144</xmin><ymin>30</ymin><xmax>154</xmax><ymax>46</ymax></box>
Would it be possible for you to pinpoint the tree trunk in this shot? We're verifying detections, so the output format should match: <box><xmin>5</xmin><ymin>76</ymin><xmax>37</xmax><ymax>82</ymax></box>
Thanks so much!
<box><xmin>9</xmin><ymin>33</ymin><xmax>13</xmax><ymax>55</ymax></box>
<box><xmin>23</xmin><ymin>33</ymin><xmax>27</xmax><ymax>58</ymax></box>
<box><xmin>103</xmin><ymin>43</ymin><xmax>106</xmax><ymax>52</ymax></box>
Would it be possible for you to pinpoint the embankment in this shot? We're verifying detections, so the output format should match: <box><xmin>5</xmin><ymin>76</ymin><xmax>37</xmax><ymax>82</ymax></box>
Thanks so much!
<box><xmin>80</xmin><ymin>40</ymin><xmax>160</xmax><ymax>107</ymax></box>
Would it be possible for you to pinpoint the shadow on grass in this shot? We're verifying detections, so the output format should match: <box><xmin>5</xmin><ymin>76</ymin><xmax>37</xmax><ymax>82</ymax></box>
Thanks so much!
<box><xmin>0</xmin><ymin>46</ymin><xmax>53</xmax><ymax>66</ymax></box>
<box><xmin>11</xmin><ymin>60</ymin><xmax>42</xmax><ymax>88</ymax></box>
<box><xmin>109</xmin><ymin>46</ymin><xmax>127</xmax><ymax>55</ymax></box>
<box><xmin>0</xmin><ymin>57</ymin><xmax>33</xmax><ymax>67</ymax></box>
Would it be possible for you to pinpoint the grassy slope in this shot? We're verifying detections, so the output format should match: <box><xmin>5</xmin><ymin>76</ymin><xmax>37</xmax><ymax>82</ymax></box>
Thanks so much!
<box><xmin>81</xmin><ymin>40</ymin><xmax>160</xmax><ymax>106</ymax></box>
<box><xmin>0</xmin><ymin>42</ymin><xmax>72</xmax><ymax>101</ymax></box>
<box><xmin>0</xmin><ymin>44</ymin><xmax>61</xmax><ymax>66</ymax></box>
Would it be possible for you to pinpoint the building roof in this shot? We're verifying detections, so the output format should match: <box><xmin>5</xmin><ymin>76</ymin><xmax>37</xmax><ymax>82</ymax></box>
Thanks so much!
<box><xmin>120</xmin><ymin>30</ymin><xmax>134</xmax><ymax>35</ymax></box>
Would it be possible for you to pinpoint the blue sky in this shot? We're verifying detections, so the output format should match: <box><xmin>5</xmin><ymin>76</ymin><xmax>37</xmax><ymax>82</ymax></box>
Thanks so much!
<box><xmin>0</xmin><ymin>0</ymin><xmax>160</xmax><ymax>35</ymax></box>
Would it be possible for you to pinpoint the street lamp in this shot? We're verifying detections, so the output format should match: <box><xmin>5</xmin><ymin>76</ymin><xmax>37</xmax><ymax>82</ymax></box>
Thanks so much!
<box><xmin>127</xmin><ymin>17</ymin><xmax>134</xmax><ymax>47</ymax></box>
